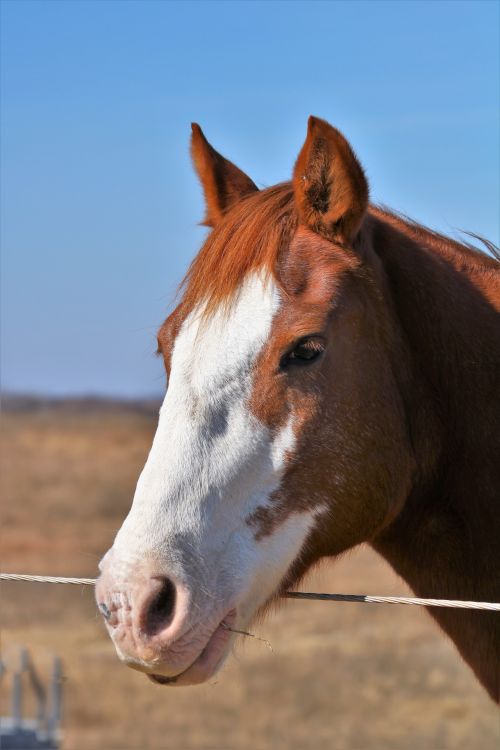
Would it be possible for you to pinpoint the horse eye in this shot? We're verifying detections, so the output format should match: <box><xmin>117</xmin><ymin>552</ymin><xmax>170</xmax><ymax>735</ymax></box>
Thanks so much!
<box><xmin>282</xmin><ymin>338</ymin><xmax>325</xmax><ymax>368</ymax></box>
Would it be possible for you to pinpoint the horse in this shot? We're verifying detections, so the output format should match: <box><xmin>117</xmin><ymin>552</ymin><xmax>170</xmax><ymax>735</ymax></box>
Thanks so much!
<box><xmin>96</xmin><ymin>117</ymin><xmax>499</xmax><ymax>700</ymax></box>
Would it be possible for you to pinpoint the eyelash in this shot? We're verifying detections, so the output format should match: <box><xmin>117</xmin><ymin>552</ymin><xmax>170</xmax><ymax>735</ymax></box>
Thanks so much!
<box><xmin>280</xmin><ymin>337</ymin><xmax>326</xmax><ymax>369</ymax></box>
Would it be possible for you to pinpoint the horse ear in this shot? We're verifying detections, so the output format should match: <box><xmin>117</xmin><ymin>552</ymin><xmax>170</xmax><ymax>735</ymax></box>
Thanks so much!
<box><xmin>190</xmin><ymin>123</ymin><xmax>258</xmax><ymax>227</ymax></box>
<box><xmin>292</xmin><ymin>116</ymin><xmax>369</xmax><ymax>244</ymax></box>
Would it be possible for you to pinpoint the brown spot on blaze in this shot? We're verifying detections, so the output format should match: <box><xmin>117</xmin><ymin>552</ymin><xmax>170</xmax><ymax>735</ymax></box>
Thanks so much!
<box><xmin>246</xmin><ymin>488</ymin><xmax>328</xmax><ymax>542</ymax></box>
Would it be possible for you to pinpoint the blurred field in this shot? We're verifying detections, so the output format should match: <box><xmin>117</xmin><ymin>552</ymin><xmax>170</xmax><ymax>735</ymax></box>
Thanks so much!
<box><xmin>1</xmin><ymin>402</ymin><xmax>498</xmax><ymax>750</ymax></box>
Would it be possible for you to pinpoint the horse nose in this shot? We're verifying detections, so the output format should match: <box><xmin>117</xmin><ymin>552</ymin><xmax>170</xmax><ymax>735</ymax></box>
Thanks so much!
<box><xmin>138</xmin><ymin>576</ymin><xmax>177</xmax><ymax>636</ymax></box>
<box><xmin>95</xmin><ymin>570</ymin><xmax>190</xmax><ymax>658</ymax></box>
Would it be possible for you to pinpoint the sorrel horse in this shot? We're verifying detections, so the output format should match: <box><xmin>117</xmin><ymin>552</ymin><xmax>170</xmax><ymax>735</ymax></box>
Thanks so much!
<box><xmin>96</xmin><ymin>117</ymin><xmax>499</xmax><ymax>700</ymax></box>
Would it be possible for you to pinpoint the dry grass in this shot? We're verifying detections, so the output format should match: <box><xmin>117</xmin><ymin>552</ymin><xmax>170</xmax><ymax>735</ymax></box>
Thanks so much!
<box><xmin>1</xmin><ymin>404</ymin><xmax>498</xmax><ymax>750</ymax></box>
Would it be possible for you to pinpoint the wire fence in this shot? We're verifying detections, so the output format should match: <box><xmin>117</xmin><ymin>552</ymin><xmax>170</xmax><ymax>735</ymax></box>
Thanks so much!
<box><xmin>1</xmin><ymin>572</ymin><xmax>499</xmax><ymax>611</ymax></box>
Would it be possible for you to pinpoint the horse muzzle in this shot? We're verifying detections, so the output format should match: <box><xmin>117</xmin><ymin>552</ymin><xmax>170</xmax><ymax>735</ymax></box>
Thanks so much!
<box><xmin>95</xmin><ymin>558</ymin><xmax>237</xmax><ymax>686</ymax></box>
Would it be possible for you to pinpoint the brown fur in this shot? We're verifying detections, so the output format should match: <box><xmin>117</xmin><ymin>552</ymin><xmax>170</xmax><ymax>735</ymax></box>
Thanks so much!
<box><xmin>158</xmin><ymin>119</ymin><xmax>500</xmax><ymax>701</ymax></box>
<box><xmin>190</xmin><ymin>123</ymin><xmax>258</xmax><ymax>228</ymax></box>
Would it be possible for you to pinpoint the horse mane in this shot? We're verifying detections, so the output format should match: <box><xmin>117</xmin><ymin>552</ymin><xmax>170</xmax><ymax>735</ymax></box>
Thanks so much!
<box><xmin>179</xmin><ymin>184</ymin><xmax>499</xmax><ymax>316</ymax></box>
<box><xmin>372</xmin><ymin>205</ymin><xmax>500</xmax><ymax>267</ymax></box>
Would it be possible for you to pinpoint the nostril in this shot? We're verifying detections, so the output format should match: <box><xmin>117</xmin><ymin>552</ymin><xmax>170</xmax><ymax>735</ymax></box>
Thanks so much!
<box><xmin>143</xmin><ymin>577</ymin><xmax>177</xmax><ymax>636</ymax></box>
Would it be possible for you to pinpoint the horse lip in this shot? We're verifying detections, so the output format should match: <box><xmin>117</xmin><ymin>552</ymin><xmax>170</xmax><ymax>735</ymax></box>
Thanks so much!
<box><xmin>148</xmin><ymin>673</ymin><xmax>178</xmax><ymax>685</ymax></box>
<box><xmin>147</xmin><ymin>608</ymin><xmax>237</xmax><ymax>686</ymax></box>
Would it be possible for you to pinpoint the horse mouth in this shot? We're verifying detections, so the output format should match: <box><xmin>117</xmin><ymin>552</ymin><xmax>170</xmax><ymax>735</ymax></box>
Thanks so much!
<box><xmin>147</xmin><ymin>609</ymin><xmax>237</xmax><ymax>687</ymax></box>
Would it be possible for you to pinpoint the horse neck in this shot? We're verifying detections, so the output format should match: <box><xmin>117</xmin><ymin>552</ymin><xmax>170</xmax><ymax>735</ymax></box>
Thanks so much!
<box><xmin>365</xmin><ymin>210</ymin><xmax>500</xmax><ymax>700</ymax></box>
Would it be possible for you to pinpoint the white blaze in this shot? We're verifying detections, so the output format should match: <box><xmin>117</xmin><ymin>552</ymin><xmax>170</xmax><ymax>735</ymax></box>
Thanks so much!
<box><xmin>110</xmin><ymin>273</ymin><xmax>315</xmax><ymax>623</ymax></box>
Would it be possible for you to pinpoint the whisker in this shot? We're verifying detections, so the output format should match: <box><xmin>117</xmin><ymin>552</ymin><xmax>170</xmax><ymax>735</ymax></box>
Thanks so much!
<box><xmin>221</xmin><ymin>624</ymin><xmax>273</xmax><ymax>652</ymax></box>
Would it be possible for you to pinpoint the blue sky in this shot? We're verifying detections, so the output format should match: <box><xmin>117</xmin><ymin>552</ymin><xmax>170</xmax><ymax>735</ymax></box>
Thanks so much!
<box><xmin>1</xmin><ymin>0</ymin><xmax>498</xmax><ymax>396</ymax></box>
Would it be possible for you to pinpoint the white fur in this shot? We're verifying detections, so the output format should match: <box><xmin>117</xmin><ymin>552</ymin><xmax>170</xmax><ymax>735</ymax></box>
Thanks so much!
<box><xmin>108</xmin><ymin>273</ymin><xmax>316</xmax><ymax>627</ymax></box>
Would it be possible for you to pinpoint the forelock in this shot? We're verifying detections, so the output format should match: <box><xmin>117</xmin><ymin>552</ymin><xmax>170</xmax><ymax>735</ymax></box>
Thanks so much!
<box><xmin>180</xmin><ymin>183</ymin><xmax>297</xmax><ymax>318</ymax></box>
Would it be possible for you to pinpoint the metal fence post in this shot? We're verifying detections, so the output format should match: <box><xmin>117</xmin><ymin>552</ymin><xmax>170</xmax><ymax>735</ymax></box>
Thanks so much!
<box><xmin>48</xmin><ymin>656</ymin><xmax>63</xmax><ymax>740</ymax></box>
<box><xmin>11</xmin><ymin>671</ymin><xmax>23</xmax><ymax>730</ymax></box>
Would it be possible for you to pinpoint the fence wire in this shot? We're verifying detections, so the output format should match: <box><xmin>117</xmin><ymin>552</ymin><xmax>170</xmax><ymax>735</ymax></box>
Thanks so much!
<box><xmin>1</xmin><ymin>573</ymin><xmax>499</xmax><ymax>611</ymax></box>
